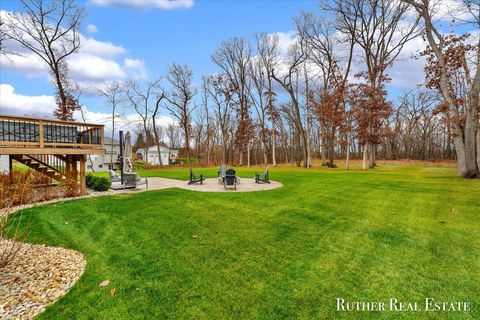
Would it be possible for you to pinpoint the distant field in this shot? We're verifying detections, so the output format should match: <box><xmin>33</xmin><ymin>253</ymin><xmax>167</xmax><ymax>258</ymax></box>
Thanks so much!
<box><xmin>10</xmin><ymin>163</ymin><xmax>479</xmax><ymax>319</ymax></box>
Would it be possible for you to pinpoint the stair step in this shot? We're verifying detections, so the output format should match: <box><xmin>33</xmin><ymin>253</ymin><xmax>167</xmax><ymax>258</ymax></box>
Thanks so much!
<box><xmin>13</xmin><ymin>155</ymin><xmax>69</xmax><ymax>182</ymax></box>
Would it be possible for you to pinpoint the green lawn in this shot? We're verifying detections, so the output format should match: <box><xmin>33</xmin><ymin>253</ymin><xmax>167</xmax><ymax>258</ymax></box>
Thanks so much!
<box><xmin>9</xmin><ymin>165</ymin><xmax>480</xmax><ymax>319</ymax></box>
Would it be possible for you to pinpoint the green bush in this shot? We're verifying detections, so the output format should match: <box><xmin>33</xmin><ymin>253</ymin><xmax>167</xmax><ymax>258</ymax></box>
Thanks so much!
<box><xmin>93</xmin><ymin>176</ymin><xmax>111</xmax><ymax>191</ymax></box>
<box><xmin>134</xmin><ymin>161</ymin><xmax>144</xmax><ymax>169</ymax></box>
<box><xmin>86</xmin><ymin>174</ymin><xmax>96</xmax><ymax>188</ymax></box>
<box><xmin>86</xmin><ymin>174</ymin><xmax>111</xmax><ymax>191</ymax></box>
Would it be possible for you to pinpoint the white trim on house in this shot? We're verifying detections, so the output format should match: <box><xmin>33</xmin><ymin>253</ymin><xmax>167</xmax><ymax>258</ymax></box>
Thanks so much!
<box><xmin>137</xmin><ymin>146</ymin><xmax>178</xmax><ymax>165</ymax></box>
<box><xmin>86</xmin><ymin>137</ymin><xmax>121</xmax><ymax>172</ymax></box>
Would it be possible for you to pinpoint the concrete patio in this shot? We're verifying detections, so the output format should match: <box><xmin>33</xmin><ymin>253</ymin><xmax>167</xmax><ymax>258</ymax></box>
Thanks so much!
<box><xmin>146</xmin><ymin>177</ymin><xmax>283</xmax><ymax>192</ymax></box>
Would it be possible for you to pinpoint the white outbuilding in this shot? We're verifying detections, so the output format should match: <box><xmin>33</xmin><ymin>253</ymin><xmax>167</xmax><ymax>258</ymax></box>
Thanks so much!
<box><xmin>136</xmin><ymin>146</ymin><xmax>178</xmax><ymax>165</ymax></box>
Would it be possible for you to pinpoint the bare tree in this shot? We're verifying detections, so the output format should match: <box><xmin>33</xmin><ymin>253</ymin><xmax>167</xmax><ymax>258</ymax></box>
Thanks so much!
<box><xmin>255</xmin><ymin>32</ymin><xmax>280</xmax><ymax>166</ymax></box>
<box><xmin>212</xmin><ymin>37</ymin><xmax>254</xmax><ymax>166</ymax></box>
<box><xmin>270</xmin><ymin>40</ymin><xmax>310</xmax><ymax>167</ymax></box>
<box><xmin>205</xmin><ymin>74</ymin><xmax>235</xmax><ymax>163</ymax></box>
<box><xmin>200</xmin><ymin>76</ymin><xmax>214</xmax><ymax>164</ymax></box>
<box><xmin>98</xmin><ymin>81</ymin><xmax>124</xmax><ymax>168</ymax></box>
<box><xmin>166</xmin><ymin>123</ymin><xmax>182</xmax><ymax>150</ymax></box>
<box><xmin>324</xmin><ymin>0</ymin><xmax>420</xmax><ymax>169</ymax></box>
<box><xmin>296</xmin><ymin>11</ymin><xmax>356</xmax><ymax>168</ymax></box>
<box><xmin>165</xmin><ymin>63</ymin><xmax>197</xmax><ymax>167</ymax></box>
<box><xmin>152</xmin><ymin>91</ymin><xmax>167</xmax><ymax>167</ymax></box>
<box><xmin>0</xmin><ymin>20</ymin><xmax>7</xmax><ymax>56</ymax></box>
<box><xmin>125</xmin><ymin>79</ymin><xmax>161</xmax><ymax>164</ymax></box>
<box><xmin>249</xmin><ymin>55</ymin><xmax>269</xmax><ymax>165</ymax></box>
<box><xmin>404</xmin><ymin>0</ymin><xmax>479</xmax><ymax>177</ymax></box>
<box><xmin>5</xmin><ymin>0</ymin><xmax>85</xmax><ymax>121</ymax></box>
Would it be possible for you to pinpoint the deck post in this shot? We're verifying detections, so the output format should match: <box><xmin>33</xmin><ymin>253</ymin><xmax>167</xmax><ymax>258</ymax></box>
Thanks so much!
<box><xmin>72</xmin><ymin>155</ymin><xmax>78</xmax><ymax>192</ymax></box>
<box><xmin>80</xmin><ymin>155</ymin><xmax>86</xmax><ymax>195</ymax></box>
<box><xmin>39</xmin><ymin>120</ymin><xmax>44</xmax><ymax>148</ymax></box>
<box><xmin>65</xmin><ymin>155</ymin><xmax>71</xmax><ymax>179</ymax></box>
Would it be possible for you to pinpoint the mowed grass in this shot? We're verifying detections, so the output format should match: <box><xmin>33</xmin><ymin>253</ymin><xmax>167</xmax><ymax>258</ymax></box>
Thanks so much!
<box><xmin>9</xmin><ymin>164</ymin><xmax>480</xmax><ymax>319</ymax></box>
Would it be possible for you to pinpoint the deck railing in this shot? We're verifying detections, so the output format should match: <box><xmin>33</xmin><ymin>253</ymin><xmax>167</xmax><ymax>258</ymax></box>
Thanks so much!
<box><xmin>0</xmin><ymin>115</ymin><xmax>104</xmax><ymax>150</ymax></box>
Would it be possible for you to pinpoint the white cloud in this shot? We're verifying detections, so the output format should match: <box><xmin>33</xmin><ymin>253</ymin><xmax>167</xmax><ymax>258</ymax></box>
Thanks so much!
<box><xmin>0</xmin><ymin>83</ymin><xmax>176</xmax><ymax>139</ymax></box>
<box><xmin>0</xmin><ymin>83</ymin><xmax>56</xmax><ymax>116</ymax></box>
<box><xmin>431</xmin><ymin>0</ymin><xmax>474</xmax><ymax>22</ymax></box>
<box><xmin>69</xmin><ymin>55</ymin><xmax>126</xmax><ymax>82</ymax></box>
<box><xmin>0</xmin><ymin>53</ymin><xmax>47</xmax><ymax>78</ymax></box>
<box><xmin>275</xmin><ymin>31</ymin><xmax>298</xmax><ymax>58</ymax></box>
<box><xmin>1</xmin><ymin>11</ymin><xmax>144</xmax><ymax>93</ymax></box>
<box><xmin>86</xmin><ymin>24</ymin><xmax>98</xmax><ymax>34</ymax></box>
<box><xmin>123</xmin><ymin>58</ymin><xmax>148</xmax><ymax>80</ymax></box>
<box><xmin>89</xmin><ymin>0</ymin><xmax>194</xmax><ymax>10</ymax></box>
<box><xmin>387</xmin><ymin>36</ymin><xmax>427</xmax><ymax>89</ymax></box>
<box><xmin>80</xmin><ymin>35</ymin><xmax>127</xmax><ymax>59</ymax></box>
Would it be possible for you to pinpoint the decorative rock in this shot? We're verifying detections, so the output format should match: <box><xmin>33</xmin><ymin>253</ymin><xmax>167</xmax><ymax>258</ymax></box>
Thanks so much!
<box><xmin>0</xmin><ymin>239</ymin><xmax>86</xmax><ymax>320</ymax></box>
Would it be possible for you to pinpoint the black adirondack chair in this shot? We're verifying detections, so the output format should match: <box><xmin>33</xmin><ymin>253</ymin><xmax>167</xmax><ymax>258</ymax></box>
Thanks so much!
<box><xmin>255</xmin><ymin>167</ymin><xmax>270</xmax><ymax>184</ymax></box>
<box><xmin>224</xmin><ymin>169</ymin><xmax>237</xmax><ymax>190</ymax></box>
<box><xmin>188</xmin><ymin>168</ymin><xmax>204</xmax><ymax>185</ymax></box>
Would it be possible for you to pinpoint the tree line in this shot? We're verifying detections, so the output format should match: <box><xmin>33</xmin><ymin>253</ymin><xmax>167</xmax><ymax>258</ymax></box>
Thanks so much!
<box><xmin>2</xmin><ymin>0</ymin><xmax>479</xmax><ymax>177</ymax></box>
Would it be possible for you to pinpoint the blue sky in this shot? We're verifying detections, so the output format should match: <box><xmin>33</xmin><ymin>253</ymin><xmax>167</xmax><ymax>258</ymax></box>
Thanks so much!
<box><xmin>1</xmin><ymin>0</ymin><xmax>319</xmax><ymax>122</ymax></box>
<box><xmin>0</xmin><ymin>0</ymin><xmax>476</xmax><ymax>132</ymax></box>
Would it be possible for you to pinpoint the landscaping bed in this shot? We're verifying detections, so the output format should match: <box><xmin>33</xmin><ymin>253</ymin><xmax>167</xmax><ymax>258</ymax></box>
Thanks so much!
<box><xmin>0</xmin><ymin>240</ymin><xmax>85</xmax><ymax>319</ymax></box>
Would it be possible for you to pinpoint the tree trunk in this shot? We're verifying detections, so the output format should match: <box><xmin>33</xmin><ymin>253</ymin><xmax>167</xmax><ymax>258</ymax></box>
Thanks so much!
<box><xmin>321</xmin><ymin>134</ymin><xmax>327</xmax><ymax>165</ymax></box>
<box><xmin>185</xmin><ymin>128</ymin><xmax>191</xmax><ymax>167</ymax></box>
<box><xmin>362</xmin><ymin>143</ymin><xmax>368</xmax><ymax>171</ymax></box>
<box><xmin>271</xmin><ymin>124</ymin><xmax>277</xmax><ymax>166</ymax></box>
<box><xmin>452</xmin><ymin>131</ymin><xmax>467</xmax><ymax>176</ymax></box>
<box><xmin>222</xmin><ymin>132</ymin><xmax>228</xmax><ymax>163</ymax></box>
<box><xmin>143</xmin><ymin>120</ymin><xmax>149</xmax><ymax>165</ymax></box>
<box><xmin>421</xmin><ymin>12</ymin><xmax>472</xmax><ymax>177</ymax></box>
<box><xmin>464</xmin><ymin>106</ymin><xmax>479</xmax><ymax>178</ymax></box>
<box><xmin>293</xmin><ymin>102</ymin><xmax>309</xmax><ymax>168</ymax></box>
<box><xmin>328</xmin><ymin>127</ymin><xmax>335</xmax><ymax>166</ymax></box>
<box><xmin>206</xmin><ymin>137</ymin><xmax>211</xmax><ymax>165</ymax></box>
<box><xmin>345</xmin><ymin>133</ymin><xmax>351</xmax><ymax>170</ymax></box>
<box><xmin>52</xmin><ymin>62</ymin><xmax>68</xmax><ymax>120</ymax></box>
<box><xmin>247</xmin><ymin>141</ymin><xmax>251</xmax><ymax>167</ymax></box>
<box><xmin>262</xmin><ymin>140</ymin><xmax>268</xmax><ymax>165</ymax></box>
<box><xmin>152</xmin><ymin>119</ymin><xmax>164</xmax><ymax>168</ymax></box>
<box><xmin>369</xmin><ymin>145</ymin><xmax>376</xmax><ymax>169</ymax></box>
<box><xmin>267</xmin><ymin>78</ymin><xmax>277</xmax><ymax>167</ymax></box>
<box><xmin>476</xmin><ymin>128</ymin><xmax>480</xmax><ymax>170</ymax></box>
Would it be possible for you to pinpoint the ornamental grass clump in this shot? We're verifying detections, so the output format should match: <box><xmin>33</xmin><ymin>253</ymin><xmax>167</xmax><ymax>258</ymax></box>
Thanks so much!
<box><xmin>0</xmin><ymin>174</ymin><xmax>30</xmax><ymax>269</ymax></box>
<box><xmin>0</xmin><ymin>170</ymin><xmax>51</xmax><ymax>208</ymax></box>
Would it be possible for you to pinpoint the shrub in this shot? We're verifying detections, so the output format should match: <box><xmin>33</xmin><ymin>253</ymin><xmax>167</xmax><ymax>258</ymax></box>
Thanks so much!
<box><xmin>86</xmin><ymin>174</ymin><xmax>96</xmax><ymax>188</ymax></box>
<box><xmin>92</xmin><ymin>176</ymin><xmax>111</xmax><ymax>191</ymax></box>
<box><xmin>134</xmin><ymin>161</ymin><xmax>144</xmax><ymax>169</ymax></box>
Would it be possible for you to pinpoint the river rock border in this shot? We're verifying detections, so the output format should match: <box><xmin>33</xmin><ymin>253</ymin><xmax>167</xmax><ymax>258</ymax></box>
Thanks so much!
<box><xmin>0</xmin><ymin>240</ymin><xmax>86</xmax><ymax>319</ymax></box>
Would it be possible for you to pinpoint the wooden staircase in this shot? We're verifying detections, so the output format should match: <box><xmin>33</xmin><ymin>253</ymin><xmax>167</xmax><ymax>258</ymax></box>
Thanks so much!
<box><xmin>13</xmin><ymin>154</ymin><xmax>69</xmax><ymax>182</ymax></box>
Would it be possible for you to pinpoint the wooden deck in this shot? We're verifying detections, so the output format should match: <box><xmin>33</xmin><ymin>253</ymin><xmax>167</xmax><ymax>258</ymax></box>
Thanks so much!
<box><xmin>0</xmin><ymin>115</ymin><xmax>105</xmax><ymax>155</ymax></box>
<box><xmin>0</xmin><ymin>115</ymin><xmax>106</xmax><ymax>194</ymax></box>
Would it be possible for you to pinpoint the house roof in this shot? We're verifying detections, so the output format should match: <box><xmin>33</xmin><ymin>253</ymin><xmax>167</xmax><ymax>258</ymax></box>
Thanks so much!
<box><xmin>137</xmin><ymin>146</ymin><xmax>178</xmax><ymax>154</ymax></box>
